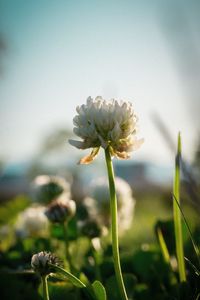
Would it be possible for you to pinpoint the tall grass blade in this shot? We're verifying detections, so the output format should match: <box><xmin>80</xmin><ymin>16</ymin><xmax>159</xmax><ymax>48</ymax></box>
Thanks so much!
<box><xmin>173</xmin><ymin>132</ymin><xmax>186</xmax><ymax>282</ymax></box>
<box><xmin>157</xmin><ymin>227</ymin><xmax>170</xmax><ymax>264</ymax></box>
<box><xmin>184</xmin><ymin>257</ymin><xmax>200</xmax><ymax>276</ymax></box>
<box><xmin>173</xmin><ymin>194</ymin><xmax>200</xmax><ymax>267</ymax></box>
<box><xmin>196</xmin><ymin>293</ymin><xmax>200</xmax><ymax>300</ymax></box>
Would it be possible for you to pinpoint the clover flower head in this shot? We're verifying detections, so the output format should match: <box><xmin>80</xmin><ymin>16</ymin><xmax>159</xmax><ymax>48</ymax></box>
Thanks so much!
<box><xmin>31</xmin><ymin>175</ymin><xmax>71</xmax><ymax>203</ymax></box>
<box><xmin>45</xmin><ymin>197</ymin><xmax>76</xmax><ymax>224</ymax></box>
<box><xmin>78</xmin><ymin>219</ymin><xmax>102</xmax><ymax>239</ymax></box>
<box><xmin>31</xmin><ymin>251</ymin><xmax>61</xmax><ymax>276</ymax></box>
<box><xmin>82</xmin><ymin>197</ymin><xmax>98</xmax><ymax>219</ymax></box>
<box><xmin>69</xmin><ymin>96</ymin><xmax>143</xmax><ymax>164</ymax></box>
<box><xmin>15</xmin><ymin>205</ymin><xmax>49</xmax><ymax>238</ymax></box>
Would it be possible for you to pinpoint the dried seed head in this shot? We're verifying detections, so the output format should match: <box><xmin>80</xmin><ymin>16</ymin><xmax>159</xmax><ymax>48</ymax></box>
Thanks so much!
<box><xmin>31</xmin><ymin>251</ymin><xmax>61</xmax><ymax>276</ymax></box>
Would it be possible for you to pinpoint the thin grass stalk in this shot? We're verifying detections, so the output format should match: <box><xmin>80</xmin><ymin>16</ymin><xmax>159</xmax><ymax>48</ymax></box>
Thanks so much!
<box><xmin>184</xmin><ymin>257</ymin><xmax>200</xmax><ymax>276</ymax></box>
<box><xmin>105</xmin><ymin>147</ymin><xmax>128</xmax><ymax>300</ymax></box>
<box><xmin>196</xmin><ymin>293</ymin><xmax>200</xmax><ymax>300</ymax></box>
<box><xmin>157</xmin><ymin>227</ymin><xmax>170</xmax><ymax>264</ymax></box>
<box><xmin>173</xmin><ymin>194</ymin><xmax>200</xmax><ymax>267</ymax></box>
<box><xmin>173</xmin><ymin>132</ymin><xmax>186</xmax><ymax>282</ymax></box>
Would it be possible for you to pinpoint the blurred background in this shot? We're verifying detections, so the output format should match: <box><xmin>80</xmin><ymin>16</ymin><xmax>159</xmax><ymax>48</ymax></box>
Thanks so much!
<box><xmin>0</xmin><ymin>3</ymin><xmax>200</xmax><ymax>299</ymax></box>
<box><xmin>0</xmin><ymin>0</ymin><xmax>200</xmax><ymax>215</ymax></box>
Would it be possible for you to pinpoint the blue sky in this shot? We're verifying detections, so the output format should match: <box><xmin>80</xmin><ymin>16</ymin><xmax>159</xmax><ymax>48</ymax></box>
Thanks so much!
<box><xmin>0</xmin><ymin>0</ymin><xmax>199</xmax><ymax>166</ymax></box>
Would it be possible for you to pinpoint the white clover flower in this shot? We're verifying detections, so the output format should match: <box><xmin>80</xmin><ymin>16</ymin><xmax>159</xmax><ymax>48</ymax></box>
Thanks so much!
<box><xmin>15</xmin><ymin>205</ymin><xmax>49</xmax><ymax>238</ymax></box>
<box><xmin>31</xmin><ymin>251</ymin><xmax>61</xmax><ymax>276</ymax></box>
<box><xmin>88</xmin><ymin>177</ymin><xmax>136</xmax><ymax>231</ymax></box>
<box><xmin>45</xmin><ymin>196</ymin><xmax>76</xmax><ymax>224</ymax></box>
<box><xmin>69</xmin><ymin>96</ymin><xmax>143</xmax><ymax>164</ymax></box>
<box><xmin>79</xmin><ymin>218</ymin><xmax>102</xmax><ymax>239</ymax></box>
<box><xmin>82</xmin><ymin>197</ymin><xmax>98</xmax><ymax>219</ymax></box>
<box><xmin>31</xmin><ymin>175</ymin><xmax>71</xmax><ymax>203</ymax></box>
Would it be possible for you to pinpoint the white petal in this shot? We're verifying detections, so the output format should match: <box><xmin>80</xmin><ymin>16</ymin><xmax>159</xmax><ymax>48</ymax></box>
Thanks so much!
<box><xmin>110</xmin><ymin>122</ymin><xmax>121</xmax><ymax>142</ymax></box>
<box><xmin>68</xmin><ymin>139</ymin><xmax>86</xmax><ymax>149</ymax></box>
<box><xmin>129</xmin><ymin>137</ymin><xmax>144</xmax><ymax>151</ymax></box>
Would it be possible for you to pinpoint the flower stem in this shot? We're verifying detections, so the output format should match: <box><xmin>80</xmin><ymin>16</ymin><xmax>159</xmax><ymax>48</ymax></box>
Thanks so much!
<box><xmin>42</xmin><ymin>275</ymin><xmax>49</xmax><ymax>300</ymax></box>
<box><xmin>105</xmin><ymin>148</ymin><xmax>128</xmax><ymax>300</ymax></box>
<box><xmin>62</xmin><ymin>221</ymin><xmax>74</xmax><ymax>273</ymax></box>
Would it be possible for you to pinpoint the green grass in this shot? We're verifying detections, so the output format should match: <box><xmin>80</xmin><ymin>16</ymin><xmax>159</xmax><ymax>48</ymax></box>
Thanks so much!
<box><xmin>121</xmin><ymin>193</ymin><xmax>172</xmax><ymax>250</ymax></box>
<box><xmin>0</xmin><ymin>195</ymin><xmax>30</xmax><ymax>226</ymax></box>
<box><xmin>173</xmin><ymin>133</ymin><xmax>186</xmax><ymax>282</ymax></box>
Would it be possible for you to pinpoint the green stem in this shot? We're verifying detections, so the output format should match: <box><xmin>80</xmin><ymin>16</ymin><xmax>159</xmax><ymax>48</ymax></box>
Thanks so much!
<box><xmin>105</xmin><ymin>148</ymin><xmax>128</xmax><ymax>300</ymax></box>
<box><xmin>42</xmin><ymin>275</ymin><xmax>49</xmax><ymax>300</ymax></box>
<box><xmin>62</xmin><ymin>221</ymin><xmax>74</xmax><ymax>272</ymax></box>
<box><xmin>91</xmin><ymin>240</ymin><xmax>102</xmax><ymax>281</ymax></box>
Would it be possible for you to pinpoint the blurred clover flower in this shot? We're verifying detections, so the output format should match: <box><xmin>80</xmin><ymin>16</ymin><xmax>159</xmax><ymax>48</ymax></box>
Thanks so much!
<box><xmin>45</xmin><ymin>196</ymin><xmax>76</xmax><ymax>224</ymax></box>
<box><xmin>31</xmin><ymin>175</ymin><xmax>71</xmax><ymax>204</ymax></box>
<box><xmin>69</xmin><ymin>96</ymin><xmax>143</xmax><ymax>164</ymax></box>
<box><xmin>31</xmin><ymin>251</ymin><xmax>61</xmax><ymax>276</ymax></box>
<box><xmin>45</xmin><ymin>196</ymin><xmax>76</xmax><ymax>272</ymax></box>
<box><xmin>78</xmin><ymin>218</ymin><xmax>102</xmax><ymax>239</ymax></box>
<box><xmin>78</xmin><ymin>197</ymin><xmax>108</xmax><ymax>237</ymax></box>
<box><xmin>80</xmin><ymin>197</ymin><xmax>98</xmax><ymax>220</ymax></box>
<box><xmin>15</xmin><ymin>205</ymin><xmax>49</xmax><ymax>238</ymax></box>
<box><xmin>88</xmin><ymin>177</ymin><xmax>136</xmax><ymax>231</ymax></box>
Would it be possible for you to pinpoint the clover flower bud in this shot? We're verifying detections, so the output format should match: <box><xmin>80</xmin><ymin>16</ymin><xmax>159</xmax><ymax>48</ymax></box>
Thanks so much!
<box><xmin>79</xmin><ymin>219</ymin><xmax>102</xmax><ymax>239</ymax></box>
<box><xmin>69</xmin><ymin>96</ymin><xmax>143</xmax><ymax>164</ymax></box>
<box><xmin>31</xmin><ymin>251</ymin><xmax>61</xmax><ymax>276</ymax></box>
<box><xmin>31</xmin><ymin>175</ymin><xmax>71</xmax><ymax>204</ymax></box>
<box><xmin>45</xmin><ymin>197</ymin><xmax>76</xmax><ymax>224</ymax></box>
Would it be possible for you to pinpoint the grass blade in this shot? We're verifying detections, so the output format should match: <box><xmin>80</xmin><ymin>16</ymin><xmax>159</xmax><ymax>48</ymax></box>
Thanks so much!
<box><xmin>173</xmin><ymin>194</ymin><xmax>200</xmax><ymax>267</ymax></box>
<box><xmin>173</xmin><ymin>132</ymin><xmax>186</xmax><ymax>282</ymax></box>
<box><xmin>196</xmin><ymin>293</ymin><xmax>200</xmax><ymax>300</ymax></box>
<box><xmin>92</xmin><ymin>280</ymin><xmax>107</xmax><ymax>300</ymax></box>
<box><xmin>48</xmin><ymin>264</ymin><xmax>97</xmax><ymax>300</ymax></box>
<box><xmin>48</xmin><ymin>264</ymin><xmax>86</xmax><ymax>288</ymax></box>
<box><xmin>157</xmin><ymin>227</ymin><xmax>170</xmax><ymax>264</ymax></box>
<box><xmin>184</xmin><ymin>257</ymin><xmax>200</xmax><ymax>276</ymax></box>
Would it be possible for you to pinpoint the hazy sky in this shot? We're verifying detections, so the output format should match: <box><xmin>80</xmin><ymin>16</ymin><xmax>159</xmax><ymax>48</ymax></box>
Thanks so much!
<box><xmin>0</xmin><ymin>0</ymin><xmax>199</xmax><ymax>166</ymax></box>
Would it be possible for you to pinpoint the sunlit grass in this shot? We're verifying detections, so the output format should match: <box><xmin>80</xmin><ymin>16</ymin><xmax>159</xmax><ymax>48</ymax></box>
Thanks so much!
<box><xmin>121</xmin><ymin>193</ymin><xmax>172</xmax><ymax>250</ymax></box>
<box><xmin>173</xmin><ymin>133</ymin><xmax>186</xmax><ymax>282</ymax></box>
